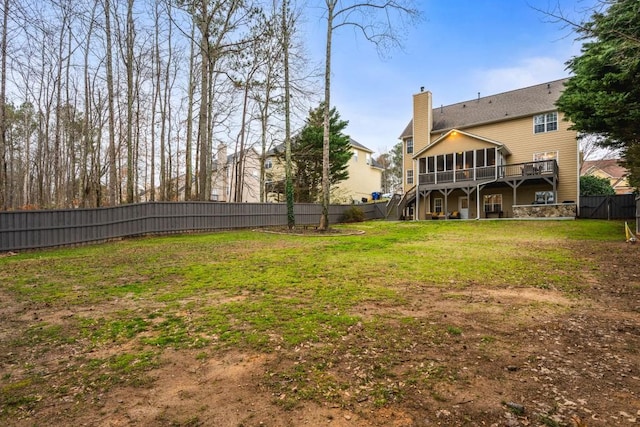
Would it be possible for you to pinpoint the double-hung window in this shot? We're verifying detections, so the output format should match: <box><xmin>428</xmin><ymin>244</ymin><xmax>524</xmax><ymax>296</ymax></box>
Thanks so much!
<box><xmin>534</xmin><ymin>112</ymin><xmax>558</xmax><ymax>134</ymax></box>
<box><xmin>406</xmin><ymin>169</ymin><xmax>414</xmax><ymax>185</ymax></box>
<box><xmin>406</xmin><ymin>138</ymin><xmax>414</xmax><ymax>154</ymax></box>
<box><xmin>434</xmin><ymin>198</ymin><xmax>443</xmax><ymax>213</ymax></box>
<box><xmin>483</xmin><ymin>194</ymin><xmax>502</xmax><ymax>213</ymax></box>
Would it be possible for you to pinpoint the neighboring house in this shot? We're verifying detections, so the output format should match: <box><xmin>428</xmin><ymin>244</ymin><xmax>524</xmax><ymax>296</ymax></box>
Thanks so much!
<box><xmin>211</xmin><ymin>145</ymin><xmax>262</xmax><ymax>203</ymax></box>
<box><xmin>334</xmin><ymin>138</ymin><xmax>384</xmax><ymax>203</ymax></box>
<box><xmin>398</xmin><ymin>78</ymin><xmax>579</xmax><ymax>220</ymax></box>
<box><xmin>581</xmin><ymin>159</ymin><xmax>633</xmax><ymax>195</ymax></box>
<box><xmin>265</xmin><ymin>138</ymin><xmax>383</xmax><ymax>203</ymax></box>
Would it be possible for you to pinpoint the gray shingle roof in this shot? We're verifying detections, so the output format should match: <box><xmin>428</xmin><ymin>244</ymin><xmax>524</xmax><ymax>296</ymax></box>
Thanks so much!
<box><xmin>399</xmin><ymin>78</ymin><xmax>569</xmax><ymax>139</ymax></box>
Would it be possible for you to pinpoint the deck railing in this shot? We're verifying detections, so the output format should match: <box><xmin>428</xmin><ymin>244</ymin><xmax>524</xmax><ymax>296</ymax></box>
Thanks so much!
<box><xmin>418</xmin><ymin>160</ymin><xmax>557</xmax><ymax>186</ymax></box>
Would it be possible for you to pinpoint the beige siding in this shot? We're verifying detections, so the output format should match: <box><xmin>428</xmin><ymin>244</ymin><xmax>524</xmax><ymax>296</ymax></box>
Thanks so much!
<box><xmin>423</xmin><ymin>133</ymin><xmax>497</xmax><ymax>156</ymax></box>
<box><xmin>403</xmin><ymin>91</ymin><xmax>432</xmax><ymax>192</ymax></box>
<box><xmin>335</xmin><ymin>147</ymin><xmax>382</xmax><ymax>202</ymax></box>
<box><xmin>266</xmin><ymin>146</ymin><xmax>382</xmax><ymax>203</ymax></box>
<box><xmin>448</xmin><ymin>113</ymin><xmax>578</xmax><ymax>203</ymax></box>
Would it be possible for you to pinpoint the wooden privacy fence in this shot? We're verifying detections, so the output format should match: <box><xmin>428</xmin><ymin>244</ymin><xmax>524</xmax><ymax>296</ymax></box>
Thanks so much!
<box><xmin>0</xmin><ymin>201</ymin><xmax>386</xmax><ymax>252</ymax></box>
<box><xmin>579</xmin><ymin>194</ymin><xmax>636</xmax><ymax>220</ymax></box>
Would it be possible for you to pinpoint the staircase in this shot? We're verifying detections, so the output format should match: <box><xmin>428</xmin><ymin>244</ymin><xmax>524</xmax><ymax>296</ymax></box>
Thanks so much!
<box><xmin>386</xmin><ymin>186</ymin><xmax>416</xmax><ymax>220</ymax></box>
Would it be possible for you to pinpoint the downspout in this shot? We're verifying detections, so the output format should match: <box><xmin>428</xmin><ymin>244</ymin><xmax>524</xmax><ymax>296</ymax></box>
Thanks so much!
<box><xmin>414</xmin><ymin>157</ymin><xmax>418</xmax><ymax>220</ymax></box>
<box><xmin>475</xmin><ymin>163</ymin><xmax>500</xmax><ymax>220</ymax></box>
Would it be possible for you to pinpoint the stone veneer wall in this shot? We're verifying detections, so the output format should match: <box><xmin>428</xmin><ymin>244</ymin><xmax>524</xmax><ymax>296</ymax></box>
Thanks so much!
<box><xmin>512</xmin><ymin>203</ymin><xmax>577</xmax><ymax>219</ymax></box>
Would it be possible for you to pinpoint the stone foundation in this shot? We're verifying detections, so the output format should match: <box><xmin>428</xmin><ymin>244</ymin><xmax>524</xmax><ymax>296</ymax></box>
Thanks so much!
<box><xmin>512</xmin><ymin>203</ymin><xmax>577</xmax><ymax>219</ymax></box>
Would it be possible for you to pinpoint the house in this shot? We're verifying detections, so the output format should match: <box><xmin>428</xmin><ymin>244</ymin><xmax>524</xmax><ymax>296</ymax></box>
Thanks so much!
<box><xmin>265</xmin><ymin>138</ymin><xmax>383</xmax><ymax>204</ymax></box>
<box><xmin>333</xmin><ymin>138</ymin><xmax>384</xmax><ymax>203</ymax></box>
<box><xmin>397</xmin><ymin>78</ymin><xmax>579</xmax><ymax>220</ymax></box>
<box><xmin>211</xmin><ymin>145</ymin><xmax>262</xmax><ymax>203</ymax></box>
<box><xmin>581</xmin><ymin>159</ymin><xmax>633</xmax><ymax>195</ymax></box>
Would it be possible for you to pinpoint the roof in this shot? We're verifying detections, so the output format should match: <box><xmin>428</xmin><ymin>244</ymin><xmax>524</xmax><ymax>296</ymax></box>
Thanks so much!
<box><xmin>581</xmin><ymin>159</ymin><xmax>628</xmax><ymax>178</ymax></box>
<box><xmin>349</xmin><ymin>138</ymin><xmax>374</xmax><ymax>153</ymax></box>
<box><xmin>268</xmin><ymin>137</ymin><xmax>375</xmax><ymax>156</ymax></box>
<box><xmin>399</xmin><ymin>78</ymin><xmax>569</xmax><ymax>139</ymax></box>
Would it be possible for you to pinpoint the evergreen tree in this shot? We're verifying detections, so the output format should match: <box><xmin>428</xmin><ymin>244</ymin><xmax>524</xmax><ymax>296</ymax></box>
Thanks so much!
<box><xmin>286</xmin><ymin>103</ymin><xmax>351</xmax><ymax>203</ymax></box>
<box><xmin>556</xmin><ymin>0</ymin><xmax>640</xmax><ymax>190</ymax></box>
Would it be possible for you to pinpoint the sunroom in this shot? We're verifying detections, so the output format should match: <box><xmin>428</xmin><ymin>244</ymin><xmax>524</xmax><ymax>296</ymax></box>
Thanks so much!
<box><xmin>403</xmin><ymin>130</ymin><xmax>566</xmax><ymax>219</ymax></box>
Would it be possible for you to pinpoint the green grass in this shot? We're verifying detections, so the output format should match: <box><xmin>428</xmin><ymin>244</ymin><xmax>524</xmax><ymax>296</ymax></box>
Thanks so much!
<box><xmin>0</xmin><ymin>219</ymin><xmax>627</xmax><ymax>420</ymax></box>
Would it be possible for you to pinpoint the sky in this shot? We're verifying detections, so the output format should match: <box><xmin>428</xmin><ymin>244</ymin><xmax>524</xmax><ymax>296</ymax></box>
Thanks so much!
<box><xmin>300</xmin><ymin>0</ymin><xmax>599</xmax><ymax>156</ymax></box>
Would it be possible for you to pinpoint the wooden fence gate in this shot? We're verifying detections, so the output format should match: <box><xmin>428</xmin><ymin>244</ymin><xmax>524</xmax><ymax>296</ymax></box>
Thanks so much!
<box><xmin>579</xmin><ymin>195</ymin><xmax>636</xmax><ymax>219</ymax></box>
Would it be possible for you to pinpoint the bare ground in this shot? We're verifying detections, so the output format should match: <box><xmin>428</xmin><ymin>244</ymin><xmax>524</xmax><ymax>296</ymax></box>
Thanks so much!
<box><xmin>0</xmin><ymin>240</ymin><xmax>638</xmax><ymax>426</ymax></box>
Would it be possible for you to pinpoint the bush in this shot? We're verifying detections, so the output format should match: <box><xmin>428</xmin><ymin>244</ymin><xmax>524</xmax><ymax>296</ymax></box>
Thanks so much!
<box><xmin>341</xmin><ymin>206</ymin><xmax>365</xmax><ymax>223</ymax></box>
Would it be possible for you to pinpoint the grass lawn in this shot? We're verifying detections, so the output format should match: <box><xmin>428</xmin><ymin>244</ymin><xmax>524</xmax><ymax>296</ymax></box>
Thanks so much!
<box><xmin>0</xmin><ymin>219</ymin><xmax>637</xmax><ymax>426</ymax></box>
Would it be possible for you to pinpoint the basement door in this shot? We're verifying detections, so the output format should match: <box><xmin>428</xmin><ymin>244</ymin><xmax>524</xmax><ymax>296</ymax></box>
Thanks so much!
<box><xmin>458</xmin><ymin>196</ymin><xmax>469</xmax><ymax>219</ymax></box>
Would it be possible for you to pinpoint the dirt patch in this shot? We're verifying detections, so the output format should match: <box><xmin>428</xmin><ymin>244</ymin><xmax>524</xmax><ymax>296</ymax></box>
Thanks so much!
<box><xmin>1</xmin><ymin>240</ymin><xmax>639</xmax><ymax>426</ymax></box>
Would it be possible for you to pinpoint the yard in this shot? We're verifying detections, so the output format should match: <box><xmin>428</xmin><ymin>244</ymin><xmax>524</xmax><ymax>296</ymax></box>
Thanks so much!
<box><xmin>0</xmin><ymin>220</ymin><xmax>638</xmax><ymax>426</ymax></box>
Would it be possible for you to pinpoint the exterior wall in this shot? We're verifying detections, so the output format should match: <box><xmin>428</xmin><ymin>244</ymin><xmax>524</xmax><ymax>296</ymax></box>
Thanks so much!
<box><xmin>513</xmin><ymin>203</ymin><xmax>577</xmax><ymax>218</ymax></box>
<box><xmin>406</xmin><ymin>112</ymin><xmax>578</xmax><ymax>219</ymax></box>
<box><xmin>334</xmin><ymin>147</ymin><xmax>382</xmax><ymax>203</ymax></box>
<box><xmin>403</xmin><ymin>90</ymin><xmax>432</xmax><ymax>194</ymax></box>
<box><xmin>266</xmin><ymin>144</ymin><xmax>382</xmax><ymax>204</ymax></box>
<box><xmin>212</xmin><ymin>150</ymin><xmax>262</xmax><ymax>203</ymax></box>
<box><xmin>422</xmin><ymin>133</ymin><xmax>496</xmax><ymax>156</ymax></box>
<box><xmin>454</xmin><ymin>113</ymin><xmax>578</xmax><ymax>204</ymax></box>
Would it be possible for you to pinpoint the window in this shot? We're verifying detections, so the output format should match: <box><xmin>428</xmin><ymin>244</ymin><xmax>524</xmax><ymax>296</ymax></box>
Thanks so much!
<box><xmin>534</xmin><ymin>151</ymin><xmax>558</xmax><ymax>173</ymax></box>
<box><xmin>486</xmin><ymin>148</ymin><xmax>496</xmax><ymax>166</ymax></box>
<box><xmin>419</xmin><ymin>158</ymin><xmax>427</xmax><ymax>174</ymax></box>
<box><xmin>427</xmin><ymin>156</ymin><xmax>434</xmax><ymax>173</ymax></box>
<box><xmin>483</xmin><ymin>194</ymin><xmax>502</xmax><ymax>212</ymax></box>
<box><xmin>445</xmin><ymin>153</ymin><xmax>453</xmax><ymax>171</ymax></box>
<box><xmin>366</xmin><ymin>153</ymin><xmax>371</xmax><ymax>165</ymax></box>
<box><xmin>434</xmin><ymin>198</ymin><xmax>443</xmax><ymax>213</ymax></box>
<box><xmin>353</xmin><ymin>149</ymin><xmax>358</xmax><ymax>162</ymax></box>
<box><xmin>407</xmin><ymin>169</ymin><xmax>414</xmax><ymax>185</ymax></box>
<box><xmin>464</xmin><ymin>151</ymin><xmax>474</xmax><ymax>169</ymax></box>
<box><xmin>456</xmin><ymin>152</ymin><xmax>464</xmax><ymax>170</ymax></box>
<box><xmin>534</xmin><ymin>191</ymin><xmax>555</xmax><ymax>204</ymax></box>
<box><xmin>476</xmin><ymin>149</ymin><xmax>485</xmax><ymax>167</ymax></box>
<box><xmin>265</xmin><ymin>158</ymin><xmax>273</xmax><ymax>169</ymax></box>
<box><xmin>534</xmin><ymin>112</ymin><xmax>558</xmax><ymax>133</ymax></box>
<box><xmin>406</xmin><ymin>138</ymin><xmax>413</xmax><ymax>154</ymax></box>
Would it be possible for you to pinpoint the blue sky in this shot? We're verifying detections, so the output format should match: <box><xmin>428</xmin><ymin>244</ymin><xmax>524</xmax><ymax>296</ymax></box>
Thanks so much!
<box><xmin>301</xmin><ymin>0</ymin><xmax>597</xmax><ymax>155</ymax></box>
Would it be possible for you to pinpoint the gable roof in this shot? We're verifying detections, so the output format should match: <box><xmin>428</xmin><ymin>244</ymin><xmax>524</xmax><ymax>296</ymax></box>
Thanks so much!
<box><xmin>268</xmin><ymin>137</ymin><xmax>374</xmax><ymax>156</ymax></box>
<box><xmin>413</xmin><ymin>129</ymin><xmax>512</xmax><ymax>159</ymax></box>
<box><xmin>581</xmin><ymin>159</ymin><xmax>628</xmax><ymax>178</ymax></box>
<box><xmin>400</xmin><ymin>78</ymin><xmax>569</xmax><ymax>139</ymax></box>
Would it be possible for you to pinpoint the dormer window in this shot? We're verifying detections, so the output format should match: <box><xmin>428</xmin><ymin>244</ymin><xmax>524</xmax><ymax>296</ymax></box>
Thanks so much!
<box><xmin>534</xmin><ymin>112</ymin><xmax>558</xmax><ymax>134</ymax></box>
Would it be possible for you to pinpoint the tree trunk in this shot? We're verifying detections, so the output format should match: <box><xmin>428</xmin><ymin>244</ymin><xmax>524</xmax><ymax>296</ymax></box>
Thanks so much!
<box><xmin>184</xmin><ymin>19</ymin><xmax>196</xmax><ymax>201</ymax></box>
<box><xmin>197</xmin><ymin>0</ymin><xmax>210</xmax><ymax>201</ymax></box>
<box><xmin>104</xmin><ymin>0</ymin><xmax>118</xmax><ymax>206</ymax></box>
<box><xmin>0</xmin><ymin>0</ymin><xmax>8</xmax><ymax>210</ymax></box>
<box><xmin>125</xmin><ymin>0</ymin><xmax>135</xmax><ymax>203</ymax></box>
<box><xmin>282</xmin><ymin>0</ymin><xmax>295</xmax><ymax>228</ymax></box>
<box><xmin>319</xmin><ymin>0</ymin><xmax>335</xmax><ymax>230</ymax></box>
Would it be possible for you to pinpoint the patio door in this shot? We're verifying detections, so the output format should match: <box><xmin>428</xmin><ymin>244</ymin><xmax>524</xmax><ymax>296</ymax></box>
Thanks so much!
<box><xmin>458</xmin><ymin>196</ymin><xmax>469</xmax><ymax>219</ymax></box>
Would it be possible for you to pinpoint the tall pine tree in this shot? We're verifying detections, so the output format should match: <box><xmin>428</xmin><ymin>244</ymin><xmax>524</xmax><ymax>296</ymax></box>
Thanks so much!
<box><xmin>285</xmin><ymin>103</ymin><xmax>351</xmax><ymax>203</ymax></box>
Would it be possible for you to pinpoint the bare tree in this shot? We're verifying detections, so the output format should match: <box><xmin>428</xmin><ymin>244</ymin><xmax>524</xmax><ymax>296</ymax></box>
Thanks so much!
<box><xmin>0</xmin><ymin>0</ymin><xmax>8</xmax><ymax>210</ymax></box>
<box><xmin>104</xmin><ymin>0</ymin><xmax>118</xmax><ymax>205</ymax></box>
<box><xmin>318</xmin><ymin>0</ymin><xmax>421</xmax><ymax>230</ymax></box>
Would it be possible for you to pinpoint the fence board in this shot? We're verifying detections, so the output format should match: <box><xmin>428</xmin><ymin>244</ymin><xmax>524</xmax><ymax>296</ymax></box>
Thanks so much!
<box><xmin>579</xmin><ymin>195</ymin><xmax>636</xmax><ymax>220</ymax></box>
<box><xmin>0</xmin><ymin>202</ymin><xmax>385</xmax><ymax>252</ymax></box>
